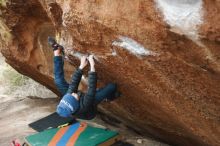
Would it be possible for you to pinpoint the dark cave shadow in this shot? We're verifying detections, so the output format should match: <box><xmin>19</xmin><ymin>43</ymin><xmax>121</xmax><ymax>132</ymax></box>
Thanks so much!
<box><xmin>112</xmin><ymin>141</ymin><xmax>134</xmax><ymax>146</ymax></box>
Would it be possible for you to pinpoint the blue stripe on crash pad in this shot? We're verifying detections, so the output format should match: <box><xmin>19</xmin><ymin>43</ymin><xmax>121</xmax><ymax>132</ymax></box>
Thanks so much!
<box><xmin>56</xmin><ymin>122</ymin><xmax>80</xmax><ymax>146</ymax></box>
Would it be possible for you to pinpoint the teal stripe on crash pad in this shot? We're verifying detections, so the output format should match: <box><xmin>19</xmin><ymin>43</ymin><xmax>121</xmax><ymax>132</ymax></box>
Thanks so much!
<box><xmin>56</xmin><ymin>122</ymin><xmax>80</xmax><ymax>146</ymax></box>
<box><xmin>25</xmin><ymin>128</ymin><xmax>59</xmax><ymax>146</ymax></box>
<box><xmin>74</xmin><ymin>126</ymin><xmax>118</xmax><ymax>146</ymax></box>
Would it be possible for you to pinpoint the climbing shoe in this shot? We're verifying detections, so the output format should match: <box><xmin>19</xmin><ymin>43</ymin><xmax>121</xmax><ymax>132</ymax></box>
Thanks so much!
<box><xmin>48</xmin><ymin>36</ymin><xmax>64</xmax><ymax>54</ymax></box>
<box><xmin>105</xmin><ymin>91</ymin><xmax>121</xmax><ymax>102</ymax></box>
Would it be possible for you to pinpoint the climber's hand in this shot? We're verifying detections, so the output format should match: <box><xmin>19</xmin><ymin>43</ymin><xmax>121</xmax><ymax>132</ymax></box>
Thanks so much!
<box><xmin>79</xmin><ymin>55</ymin><xmax>88</xmax><ymax>70</ymax></box>
<box><xmin>88</xmin><ymin>55</ymin><xmax>95</xmax><ymax>72</ymax></box>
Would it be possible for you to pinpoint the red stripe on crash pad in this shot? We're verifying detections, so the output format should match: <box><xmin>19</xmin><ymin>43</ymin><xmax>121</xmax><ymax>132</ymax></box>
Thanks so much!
<box><xmin>66</xmin><ymin>122</ymin><xmax>87</xmax><ymax>146</ymax></box>
<box><xmin>48</xmin><ymin>126</ymin><xmax>69</xmax><ymax>146</ymax></box>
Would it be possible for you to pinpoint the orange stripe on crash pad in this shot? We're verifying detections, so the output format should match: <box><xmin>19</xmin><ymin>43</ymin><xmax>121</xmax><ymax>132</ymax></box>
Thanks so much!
<box><xmin>66</xmin><ymin>122</ymin><xmax>87</xmax><ymax>146</ymax></box>
<box><xmin>48</xmin><ymin>126</ymin><xmax>69</xmax><ymax>146</ymax></box>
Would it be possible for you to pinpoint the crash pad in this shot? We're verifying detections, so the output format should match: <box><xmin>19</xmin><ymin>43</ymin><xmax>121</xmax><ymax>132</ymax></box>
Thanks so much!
<box><xmin>25</xmin><ymin>122</ymin><xmax>119</xmax><ymax>146</ymax></box>
<box><xmin>29</xmin><ymin>112</ymin><xmax>75</xmax><ymax>132</ymax></box>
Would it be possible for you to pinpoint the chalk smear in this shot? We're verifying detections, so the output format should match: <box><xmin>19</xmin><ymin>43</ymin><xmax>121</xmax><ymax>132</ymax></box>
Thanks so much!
<box><xmin>70</xmin><ymin>51</ymin><xmax>84</xmax><ymax>59</ymax></box>
<box><xmin>82</xmin><ymin>75</ymin><xmax>88</xmax><ymax>85</ymax></box>
<box><xmin>112</xmin><ymin>36</ymin><xmax>156</xmax><ymax>57</ymax></box>
<box><xmin>111</xmin><ymin>49</ymin><xmax>117</xmax><ymax>56</ymax></box>
<box><xmin>155</xmin><ymin>0</ymin><xmax>203</xmax><ymax>40</ymax></box>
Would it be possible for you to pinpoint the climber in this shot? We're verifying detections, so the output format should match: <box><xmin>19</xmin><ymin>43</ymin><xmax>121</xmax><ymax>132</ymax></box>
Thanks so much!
<box><xmin>48</xmin><ymin>37</ymin><xmax>120</xmax><ymax>120</ymax></box>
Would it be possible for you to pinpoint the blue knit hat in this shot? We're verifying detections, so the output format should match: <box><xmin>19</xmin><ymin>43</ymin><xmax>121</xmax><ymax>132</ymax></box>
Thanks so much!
<box><xmin>56</xmin><ymin>93</ymin><xmax>79</xmax><ymax>117</ymax></box>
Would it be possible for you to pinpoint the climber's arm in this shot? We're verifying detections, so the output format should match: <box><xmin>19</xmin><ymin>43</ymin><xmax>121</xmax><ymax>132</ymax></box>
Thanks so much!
<box><xmin>67</xmin><ymin>68</ymin><xmax>83</xmax><ymax>94</ymax></box>
<box><xmin>67</xmin><ymin>56</ymin><xmax>88</xmax><ymax>93</ymax></box>
<box><xmin>80</xmin><ymin>55</ymin><xmax>97</xmax><ymax>112</ymax></box>
<box><xmin>81</xmin><ymin>71</ymin><xmax>97</xmax><ymax>111</ymax></box>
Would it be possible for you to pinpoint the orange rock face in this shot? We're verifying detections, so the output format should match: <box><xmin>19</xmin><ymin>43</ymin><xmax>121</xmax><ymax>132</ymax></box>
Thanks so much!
<box><xmin>0</xmin><ymin>0</ymin><xmax>219</xmax><ymax>146</ymax></box>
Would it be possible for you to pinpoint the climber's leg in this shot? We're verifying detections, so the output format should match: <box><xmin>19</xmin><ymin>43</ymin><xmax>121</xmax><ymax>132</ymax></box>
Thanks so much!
<box><xmin>94</xmin><ymin>83</ymin><xmax>118</xmax><ymax>105</ymax></box>
<box><xmin>48</xmin><ymin>37</ymin><xmax>69</xmax><ymax>96</ymax></box>
<box><xmin>53</xmin><ymin>55</ymin><xmax>69</xmax><ymax>96</ymax></box>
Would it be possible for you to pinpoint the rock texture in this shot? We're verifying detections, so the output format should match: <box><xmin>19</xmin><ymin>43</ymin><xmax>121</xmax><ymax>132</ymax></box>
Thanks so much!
<box><xmin>0</xmin><ymin>0</ymin><xmax>219</xmax><ymax>146</ymax></box>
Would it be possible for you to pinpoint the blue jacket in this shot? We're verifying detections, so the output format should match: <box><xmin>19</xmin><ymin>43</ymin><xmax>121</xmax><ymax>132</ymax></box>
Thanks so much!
<box><xmin>67</xmin><ymin>69</ymin><xmax>97</xmax><ymax>120</ymax></box>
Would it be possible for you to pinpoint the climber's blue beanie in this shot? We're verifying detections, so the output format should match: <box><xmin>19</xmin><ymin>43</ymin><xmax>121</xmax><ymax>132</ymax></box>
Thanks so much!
<box><xmin>56</xmin><ymin>93</ymin><xmax>79</xmax><ymax>117</ymax></box>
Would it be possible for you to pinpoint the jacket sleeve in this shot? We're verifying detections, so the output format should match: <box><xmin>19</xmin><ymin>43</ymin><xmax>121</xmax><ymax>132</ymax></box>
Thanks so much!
<box><xmin>67</xmin><ymin>68</ymin><xmax>83</xmax><ymax>94</ymax></box>
<box><xmin>81</xmin><ymin>71</ymin><xmax>97</xmax><ymax>112</ymax></box>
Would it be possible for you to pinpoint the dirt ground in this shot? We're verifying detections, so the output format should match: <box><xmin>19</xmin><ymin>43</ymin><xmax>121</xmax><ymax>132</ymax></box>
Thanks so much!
<box><xmin>0</xmin><ymin>95</ymin><xmax>169</xmax><ymax>146</ymax></box>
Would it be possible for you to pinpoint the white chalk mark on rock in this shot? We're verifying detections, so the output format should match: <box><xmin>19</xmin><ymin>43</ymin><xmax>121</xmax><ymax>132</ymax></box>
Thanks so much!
<box><xmin>111</xmin><ymin>49</ymin><xmax>117</xmax><ymax>56</ymax></box>
<box><xmin>68</xmin><ymin>50</ymin><xmax>102</xmax><ymax>62</ymax></box>
<box><xmin>112</xmin><ymin>36</ymin><xmax>156</xmax><ymax>57</ymax></box>
<box><xmin>82</xmin><ymin>75</ymin><xmax>88</xmax><ymax>85</ymax></box>
<box><xmin>155</xmin><ymin>0</ymin><xmax>203</xmax><ymax>40</ymax></box>
<box><xmin>70</xmin><ymin>51</ymin><xmax>85</xmax><ymax>59</ymax></box>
